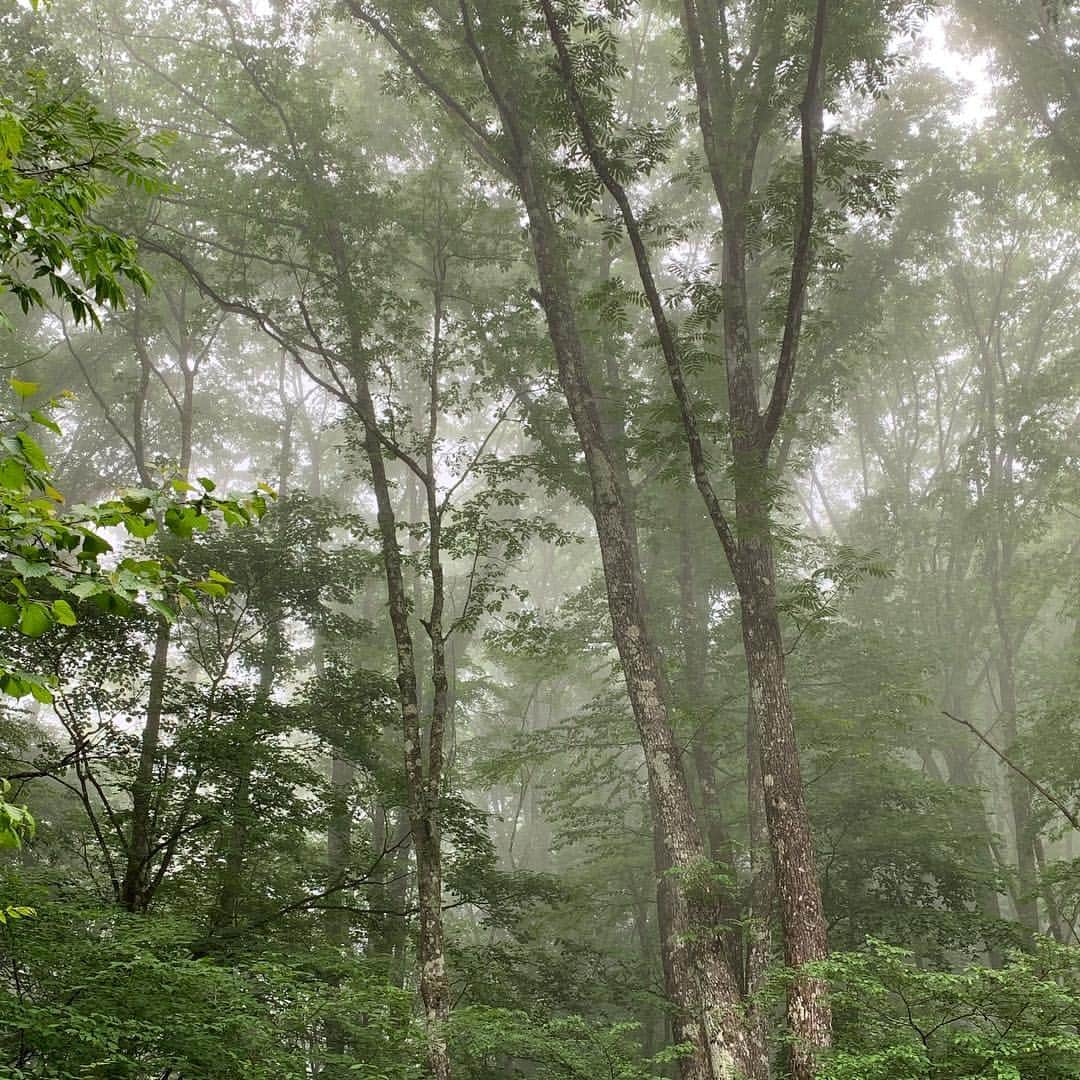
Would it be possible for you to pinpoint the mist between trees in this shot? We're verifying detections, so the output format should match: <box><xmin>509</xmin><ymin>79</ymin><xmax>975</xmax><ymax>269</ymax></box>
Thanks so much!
<box><xmin>0</xmin><ymin>1</ymin><xmax>1078</xmax><ymax>1078</ymax></box>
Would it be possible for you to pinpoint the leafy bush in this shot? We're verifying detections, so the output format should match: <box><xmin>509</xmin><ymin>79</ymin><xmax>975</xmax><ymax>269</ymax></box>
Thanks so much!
<box><xmin>816</xmin><ymin>938</ymin><xmax>1080</xmax><ymax>1079</ymax></box>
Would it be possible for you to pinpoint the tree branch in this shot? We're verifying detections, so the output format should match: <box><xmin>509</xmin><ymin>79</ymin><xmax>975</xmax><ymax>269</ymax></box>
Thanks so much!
<box><xmin>943</xmin><ymin>710</ymin><xmax>1079</xmax><ymax>831</ymax></box>
<box><xmin>762</xmin><ymin>0</ymin><xmax>829</xmax><ymax>445</ymax></box>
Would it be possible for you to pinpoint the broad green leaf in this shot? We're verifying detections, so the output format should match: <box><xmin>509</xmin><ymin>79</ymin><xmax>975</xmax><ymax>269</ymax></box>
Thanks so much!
<box><xmin>123</xmin><ymin>514</ymin><xmax>157</xmax><ymax>539</ymax></box>
<box><xmin>15</xmin><ymin>431</ymin><xmax>48</xmax><ymax>472</ymax></box>
<box><xmin>52</xmin><ymin>599</ymin><xmax>76</xmax><ymax>626</ymax></box>
<box><xmin>10</xmin><ymin>378</ymin><xmax>39</xmax><ymax>399</ymax></box>
<box><xmin>18</xmin><ymin>603</ymin><xmax>52</xmax><ymax>638</ymax></box>
<box><xmin>69</xmin><ymin>580</ymin><xmax>104</xmax><ymax>599</ymax></box>
<box><xmin>147</xmin><ymin>598</ymin><xmax>176</xmax><ymax>622</ymax></box>
<box><xmin>79</xmin><ymin>533</ymin><xmax>112</xmax><ymax>557</ymax></box>
<box><xmin>31</xmin><ymin>410</ymin><xmax>62</xmax><ymax>436</ymax></box>
<box><xmin>28</xmin><ymin>681</ymin><xmax>53</xmax><ymax>704</ymax></box>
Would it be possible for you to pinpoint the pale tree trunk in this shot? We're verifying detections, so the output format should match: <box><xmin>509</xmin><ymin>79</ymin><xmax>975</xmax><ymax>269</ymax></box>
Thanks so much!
<box><xmin>678</xmin><ymin>510</ymin><xmax>772</xmax><ymax>1079</ymax></box>
<box><xmin>456</xmin><ymin>23</ymin><xmax>755</xmax><ymax>1073</ymax></box>
<box><xmin>538</xmin><ymin>2</ymin><xmax>833</xmax><ymax>1069</ymax></box>
<box><xmin>324</xmin><ymin>219</ymin><xmax>451</xmax><ymax>1079</ymax></box>
<box><xmin>736</xmin><ymin>535</ymin><xmax>828</xmax><ymax>1070</ymax></box>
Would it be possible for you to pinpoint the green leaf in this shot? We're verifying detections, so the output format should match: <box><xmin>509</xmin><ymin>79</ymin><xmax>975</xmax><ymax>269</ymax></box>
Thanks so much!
<box><xmin>69</xmin><ymin>579</ymin><xmax>104</xmax><ymax>599</ymax></box>
<box><xmin>15</xmin><ymin>431</ymin><xmax>48</xmax><ymax>472</ymax></box>
<box><xmin>19</xmin><ymin>602</ymin><xmax>52</xmax><ymax>638</ymax></box>
<box><xmin>79</xmin><ymin>533</ymin><xmax>112</xmax><ymax>557</ymax></box>
<box><xmin>10</xmin><ymin>378</ymin><xmax>39</xmax><ymax>399</ymax></box>
<box><xmin>121</xmin><ymin>490</ymin><xmax>153</xmax><ymax>513</ymax></box>
<box><xmin>52</xmin><ymin>599</ymin><xmax>77</xmax><ymax>626</ymax></box>
<box><xmin>0</xmin><ymin>603</ymin><xmax>19</xmax><ymax>627</ymax></box>
<box><xmin>29</xmin><ymin>681</ymin><xmax>53</xmax><ymax>704</ymax></box>
<box><xmin>147</xmin><ymin>598</ymin><xmax>176</xmax><ymax>622</ymax></box>
<box><xmin>0</xmin><ymin>673</ymin><xmax>29</xmax><ymax>700</ymax></box>
<box><xmin>0</xmin><ymin>459</ymin><xmax>26</xmax><ymax>491</ymax></box>
<box><xmin>123</xmin><ymin>514</ymin><xmax>157</xmax><ymax>539</ymax></box>
<box><xmin>30</xmin><ymin>409</ymin><xmax>62</xmax><ymax>436</ymax></box>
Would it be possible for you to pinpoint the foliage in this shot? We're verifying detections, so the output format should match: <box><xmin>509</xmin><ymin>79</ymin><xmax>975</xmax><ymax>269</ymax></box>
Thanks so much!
<box><xmin>0</xmin><ymin>383</ymin><xmax>270</xmax><ymax>701</ymax></box>
<box><xmin>0</xmin><ymin>2</ymin><xmax>1077</xmax><ymax>1079</ymax></box>
<box><xmin>815</xmin><ymin>938</ymin><xmax>1080</xmax><ymax>1079</ymax></box>
<box><xmin>0</xmin><ymin>780</ymin><xmax>33</xmax><ymax>851</ymax></box>
<box><xmin>0</xmin><ymin>883</ymin><xmax>420</xmax><ymax>1079</ymax></box>
<box><xmin>450</xmin><ymin>1007</ymin><xmax>661</xmax><ymax>1080</ymax></box>
<box><xmin>0</xmin><ymin>70</ymin><xmax>165</xmax><ymax>328</ymax></box>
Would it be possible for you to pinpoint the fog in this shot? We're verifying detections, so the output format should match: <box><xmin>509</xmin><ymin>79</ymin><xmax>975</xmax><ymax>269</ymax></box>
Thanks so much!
<box><xmin>1</xmin><ymin>1</ymin><xmax>1078</xmax><ymax>1077</ymax></box>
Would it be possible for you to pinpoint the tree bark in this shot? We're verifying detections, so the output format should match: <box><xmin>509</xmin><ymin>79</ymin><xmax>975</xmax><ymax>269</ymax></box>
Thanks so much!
<box><xmin>452</xmin><ymin>19</ymin><xmax>755</xmax><ymax>1073</ymax></box>
<box><xmin>324</xmin><ymin>220</ymin><xmax>452</xmax><ymax>1079</ymax></box>
<box><xmin>120</xmin><ymin>620</ymin><xmax>170</xmax><ymax>912</ymax></box>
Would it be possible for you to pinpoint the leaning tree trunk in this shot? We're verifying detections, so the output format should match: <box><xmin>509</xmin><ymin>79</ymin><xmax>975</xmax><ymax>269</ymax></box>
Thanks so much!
<box><xmin>510</xmin><ymin>149</ymin><xmax>756</xmax><ymax>1080</ymax></box>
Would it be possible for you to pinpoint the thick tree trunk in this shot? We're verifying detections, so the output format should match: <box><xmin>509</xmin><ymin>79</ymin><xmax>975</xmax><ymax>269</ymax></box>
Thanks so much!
<box><xmin>744</xmin><ymin>697</ymin><xmax>773</xmax><ymax>1075</ymax></box>
<box><xmin>737</xmin><ymin>535</ymin><xmax>829</xmax><ymax>1078</ymax></box>
<box><xmin>511</xmin><ymin>157</ymin><xmax>755</xmax><ymax>1079</ymax></box>
<box><xmin>678</xmin><ymin>511</ymin><xmax>770</xmax><ymax>1080</ymax></box>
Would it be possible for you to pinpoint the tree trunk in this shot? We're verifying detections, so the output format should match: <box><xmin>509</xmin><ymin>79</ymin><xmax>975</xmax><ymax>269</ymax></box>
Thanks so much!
<box><xmin>326</xmin><ymin>752</ymin><xmax>355</xmax><ymax>949</ymax></box>
<box><xmin>120</xmin><ymin>620</ymin><xmax>170</xmax><ymax>912</ymax></box>
<box><xmin>323</xmin><ymin>218</ymin><xmax>451</xmax><ymax>1079</ymax></box>
<box><xmin>736</xmin><ymin>534</ymin><xmax>829</xmax><ymax>1077</ymax></box>
<box><xmin>508</xmin><ymin>142</ymin><xmax>756</xmax><ymax>1080</ymax></box>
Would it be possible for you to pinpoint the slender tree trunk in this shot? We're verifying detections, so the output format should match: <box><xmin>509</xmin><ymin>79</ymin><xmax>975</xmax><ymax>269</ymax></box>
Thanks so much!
<box><xmin>120</xmin><ymin>621</ymin><xmax>170</xmax><ymax>912</ymax></box>
<box><xmin>995</xmin><ymin>641</ymin><xmax>1039</xmax><ymax>932</ymax></box>
<box><xmin>121</xmin><ymin>308</ymin><xmax>180</xmax><ymax>913</ymax></box>
<box><xmin>326</xmin><ymin>752</ymin><xmax>355</xmax><ymax>949</ymax></box>
<box><xmin>322</xmin><ymin>218</ymin><xmax>451</xmax><ymax>1078</ymax></box>
<box><xmin>211</xmin><ymin>635</ymin><xmax>276</xmax><ymax>932</ymax></box>
<box><xmin>979</xmin><ymin>323</ymin><xmax>1039</xmax><ymax>934</ymax></box>
<box><xmin>211</xmin><ymin>404</ymin><xmax>293</xmax><ymax>933</ymax></box>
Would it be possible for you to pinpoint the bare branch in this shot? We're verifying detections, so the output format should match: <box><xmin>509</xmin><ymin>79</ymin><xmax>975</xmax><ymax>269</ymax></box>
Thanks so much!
<box><xmin>944</xmin><ymin>710</ymin><xmax>1080</xmax><ymax>831</ymax></box>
